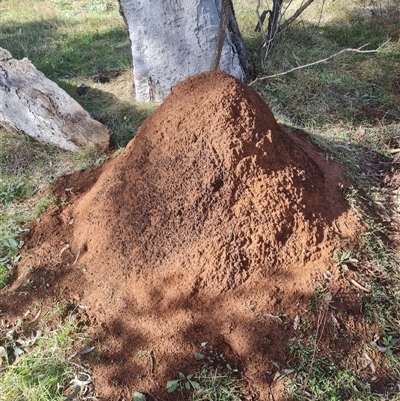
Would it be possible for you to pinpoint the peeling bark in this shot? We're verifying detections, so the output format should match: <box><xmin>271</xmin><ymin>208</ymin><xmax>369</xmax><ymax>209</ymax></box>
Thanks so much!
<box><xmin>0</xmin><ymin>48</ymin><xmax>110</xmax><ymax>152</ymax></box>
<box><xmin>118</xmin><ymin>0</ymin><xmax>255</xmax><ymax>102</ymax></box>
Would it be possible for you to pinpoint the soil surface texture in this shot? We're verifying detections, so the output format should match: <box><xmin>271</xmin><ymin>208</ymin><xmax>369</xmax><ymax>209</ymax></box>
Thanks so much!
<box><xmin>3</xmin><ymin>71</ymin><xmax>362</xmax><ymax>400</ymax></box>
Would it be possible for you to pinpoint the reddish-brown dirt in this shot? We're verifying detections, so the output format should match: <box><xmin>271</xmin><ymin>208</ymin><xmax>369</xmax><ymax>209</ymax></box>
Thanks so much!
<box><xmin>3</xmin><ymin>71</ymin><xmax>364</xmax><ymax>400</ymax></box>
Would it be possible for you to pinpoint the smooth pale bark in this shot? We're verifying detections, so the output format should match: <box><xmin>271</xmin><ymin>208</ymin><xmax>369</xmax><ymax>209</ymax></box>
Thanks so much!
<box><xmin>118</xmin><ymin>0</ymin><xmax>254</xmax><ymax>102</ymax></box>
<box><xmin>0</xmin><ymin>48</ymin><xmax>110</xmax><ymax>152</ymax></box>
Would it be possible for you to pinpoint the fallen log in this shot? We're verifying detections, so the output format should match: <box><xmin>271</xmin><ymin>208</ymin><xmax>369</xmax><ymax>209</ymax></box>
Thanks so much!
<box><xmin>0</xmin><ymin>48</ymin><xmax>110</xmax><ymax>152</ymax></box>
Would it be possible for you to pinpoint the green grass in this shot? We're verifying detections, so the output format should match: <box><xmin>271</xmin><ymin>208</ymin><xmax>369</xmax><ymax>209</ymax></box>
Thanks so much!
<box><xmin>0</xmin><ymin>176</ymin><xmax>31</xmax><ymax>286</ymax></box>
<box><xmin>0</xmin><ymin>220</ymin><xmax>24</xmax><ymax>287</ymax></box>
<box><xmin>285</xmin><ymin>306</ymin><xmax>374</xmax><ymax>401</ymax></box>
<box><xmin>0</xmin><ymin>128</ymin><xmax>70</xmax><ymax>287</ymax></box>
<box><xmin>287</xmin><ymin>352</ymin><xmax>370</xmax><ymax>400</ymax></box>
<box><xmin>243</xmin><ymin>0</ymin><xmax>400</xmax><ymax>129</ymax></box>
<box><xmin>192</xmin><ymin>366</ymin><xmax>242</xmax><ymax>401</ymax></box>
<box><xmin>165</xmin><ymin>365</ymin><xmax>242</xmax><ymax>401</ymax></box>
<box><xmin>284</xmin><ymin>289</ymin><xmax>377</xmax><ymax>401</ymax></box>
<box><xmin>0</xmin><ymin>0</ymin><xmax>130</xmax><ymax>78</ymax></box>
<box><xmin>0</xmin><ymin>319</ymin><xmax>88</xmax><ymax>401</ymax></box>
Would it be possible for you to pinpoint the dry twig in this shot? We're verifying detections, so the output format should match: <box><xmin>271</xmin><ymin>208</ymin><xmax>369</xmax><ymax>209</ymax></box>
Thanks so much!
<box><xmin>211</xmin><ymin>0</ymin><xmax>230</xmax><ymax>70</ymax></box>
<box><xmin>307</xmin><ymin>305</ymin><xmax>328</xmax><ymax>379</ymax></box>
<box><xmin>249</xmin><ymin>40</ymin><xmax>390</xmax><ymax>86</ymax></box>
<box><xmin>277</xmin><ymin>0</ymin><xmax>316</xmax><ymax>35</ymax></box>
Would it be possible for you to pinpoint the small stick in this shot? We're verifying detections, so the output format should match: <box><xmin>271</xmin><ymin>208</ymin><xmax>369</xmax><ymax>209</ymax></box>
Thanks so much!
<box><xmin>249</xmin><ymin>40</ymin><xmax>390</xmax><ymax>85</ymax></box>
<box><xmin>149</xmin><ymin>350</ymin><xmax>155</xmax><ymax>374</ymax></box>
<box><xmin>348</xmin><ymin>278</ymin><xmax>371</xmax><ymax>293</ymax></box>
<box><xmin>72</xmin><ymin>249</ymin><xmax>81</xmax><ymax>266</ymax></box>
<box><xmin>211</xmin><ymin>0</ymin><xmax>230</xmax><ymax>70</ymax></box>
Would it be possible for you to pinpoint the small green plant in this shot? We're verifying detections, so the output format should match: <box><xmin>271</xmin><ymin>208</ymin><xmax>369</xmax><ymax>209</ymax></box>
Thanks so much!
<box><xmin>132</xmin><ymin>392</ymin><xmax>147</xmax><ymax>401</ymax></box>
<box><xmin>371</xmin><ymin>335</ymin><xmax>398</xmax><ymax>356</ymax></box>
<box><xmin>0</xmin><ymin>179</ymin><xmax>27</xmax><ymax>205</ymax></box>
<box><xmin>0</xmin><ymin>223</ymin><xmax>24</xmax><ymax>256</ymax></box>
<box><xmin>0</xmin><ymin>221</ymin><xmax>24</xmax><ymax>287</ymax></box>
<box><xmin>166</xmin><ymin>371</ymin><xmax>200</xmax><ymax>393</ymax></box>
<box><xmin>332</xmin><ymin>249</ymin><xmax>358</xmax><ymax>271</ymax></box>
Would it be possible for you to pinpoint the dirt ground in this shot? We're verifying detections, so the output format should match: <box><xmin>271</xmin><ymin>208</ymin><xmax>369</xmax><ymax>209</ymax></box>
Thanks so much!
<box><xmin>2</xmin><ymin>71</ymin><xmax>365</xmax><ymax>400</ymax></box>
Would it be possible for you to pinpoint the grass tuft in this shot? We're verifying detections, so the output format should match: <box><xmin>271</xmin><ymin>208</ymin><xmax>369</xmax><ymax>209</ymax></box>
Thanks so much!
<box><xmin>0</xmin><ymin>319</ymin><xmax>87</xmax><ymax>401</ymax></box>
<box><xmin>193</xmin><ymin>365</ymin><xmax>242</xmax><ymax>401</ymax></box>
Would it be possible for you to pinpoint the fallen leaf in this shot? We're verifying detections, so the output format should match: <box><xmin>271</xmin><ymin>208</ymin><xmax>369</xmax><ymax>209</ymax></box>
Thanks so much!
<box><xmin>0</xmin><ymin>346</ymin><xmax>7</xmax><ymax>366</ymax></box>
<box><xmin>293</xmin><ymin>314</ymin><xmax>300</xmax><ymax>331</ymax></box>
<box><xmin>80</xmin><ymin>346</ymin><xmax>95</xmax><ymax>355</ymax></box>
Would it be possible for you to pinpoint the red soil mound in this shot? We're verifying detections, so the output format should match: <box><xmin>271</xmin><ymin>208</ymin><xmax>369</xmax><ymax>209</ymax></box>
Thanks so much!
<box><xmin>6</xmin><ymin>71</ymin><xmax>361</xmax><ymax>400</ymax></box>
<box><xmin>73</xmin><ymin>72</ymin><xmax>341</xmax><ymax>291</ymax></box>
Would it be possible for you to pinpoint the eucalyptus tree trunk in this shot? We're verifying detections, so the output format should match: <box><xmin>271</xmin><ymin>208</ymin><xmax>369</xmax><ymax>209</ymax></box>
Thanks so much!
<box><xmin>118</xmin><ymin>0</ymin><xmax>255</xmax><ymax>102</ymax></box>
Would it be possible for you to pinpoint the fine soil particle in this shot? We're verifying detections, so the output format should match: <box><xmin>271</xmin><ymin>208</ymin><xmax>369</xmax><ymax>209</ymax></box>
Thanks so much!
<box><xmin>3</xmin><ymin>71</ymin><xmax>363</xmax><ymax>400</ymax></box>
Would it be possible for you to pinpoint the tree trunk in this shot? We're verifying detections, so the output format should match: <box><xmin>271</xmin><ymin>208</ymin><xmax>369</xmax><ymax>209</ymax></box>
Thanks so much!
<box><xmin>0</xmin><ymin>48</ymin><xmax>110</xmax><ymax>152</ymax></box>
<box><xmin>118</xmin><ymin>0</ymin><xmax>255</xmax><ymax>103</ymax></box>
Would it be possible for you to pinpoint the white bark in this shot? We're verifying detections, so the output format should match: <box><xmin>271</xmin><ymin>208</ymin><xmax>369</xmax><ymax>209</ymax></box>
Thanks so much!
<box><xmin>0</xmin><ymin>48</ymin><xmax>110</xmax><ymax>152</ymax></box>
<box><xmin>119</xmin><ymin>0</ymin><xmax>254</xmax><ymax>102</ymax></box>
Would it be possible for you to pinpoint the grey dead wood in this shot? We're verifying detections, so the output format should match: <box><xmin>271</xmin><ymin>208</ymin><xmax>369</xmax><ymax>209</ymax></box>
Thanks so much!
<box><xmin>0</xmin><ymin>48</ymin><xmax>110</xmax><ymax>152</ymax></box>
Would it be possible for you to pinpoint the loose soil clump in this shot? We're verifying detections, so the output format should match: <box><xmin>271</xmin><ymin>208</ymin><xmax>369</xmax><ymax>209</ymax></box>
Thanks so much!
<box><xmin>4</xmin><ymin>71</ymin><xmax>362</xmax><ymax>400</ymax></box>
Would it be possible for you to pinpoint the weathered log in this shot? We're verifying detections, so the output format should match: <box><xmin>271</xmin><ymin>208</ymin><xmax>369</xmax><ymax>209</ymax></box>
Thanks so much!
<box><xmin>0</xmin><ymin>48</ymin><xmax>110</xmax><ymax>152</ymax></box>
